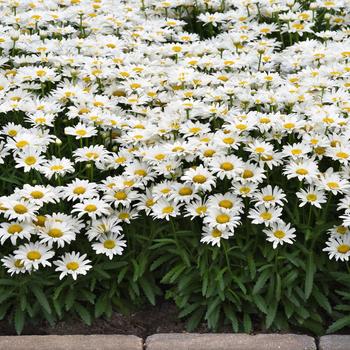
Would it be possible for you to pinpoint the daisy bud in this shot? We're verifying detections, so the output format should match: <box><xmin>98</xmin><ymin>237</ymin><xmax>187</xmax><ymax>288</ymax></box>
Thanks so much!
<box><xmin>55</xmin><ymin>138</ymin><xmax>62</xmax><ymax>145</ymax></box>
<box><xmin>310</xmin><ymin>3</ymin><xmax>317</xmax><ymax>10</ymax></box>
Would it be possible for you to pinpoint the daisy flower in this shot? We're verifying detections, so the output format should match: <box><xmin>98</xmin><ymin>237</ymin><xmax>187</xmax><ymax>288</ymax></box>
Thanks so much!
<box><xmin>14</xmin><ymin>242</ymin><xmax>54</xmax><ymax>271</ymax></box>
<box><xmin>92</xmin><ymin>233</ymin><xmax>127</xmax><ymax>260</ymax></box>
<box><xmin>252</xmin><ymin>185</ymin><xmax>287</xmax><ymax>208</ymax></box>
<box><xmin>86</xmin><ymin>216</ymin><xmax>123</xmax><ymax>241</ymax></box>
<box><xmin>72</xmin><ymin>198</ymin><xmax>111</xmax><ymax>220</ymax></box>
<box><xmin>54</xmin><ymin>252</ymin><xmax>92</xmax><ymax>280</ymax></box>
<box><xmin>296</xmin><ymin>186</ymin><xmax>327</xmax><ymax>208</ymax></box>
<box><xmin>1</xmin><ymin>255</ymin><xmax>27</xmax><ymax>276</ymax></box>
<box><xmin>181</xmin><ymin>165</ymin><xmax>216</xmax><ymax>191</ymax></box>
<box><xmin>151</xmin><ymin>199</ymin><xmax>181</xmax><ymax>221</ymax></box>
<box><xmin>323</xmin><ymin>235</ymin><xmax>350</xmax><ymax>262</ymax></box>
<box><xmin>200</xmin><ymin>225</ymin><xmax>233</xmax><ymax>247</ymax></box>
<box><xmin>248</xmin><ymin>205</ymin><xmax>283</xmax><ymax>226</ymax></box>
<box><xmin>264</xmin><ymin>222</ymin><xmax>296</xmax><ymax>249</ymax></box>
<box><xmin>0</xmin><ymin>221</ymin><xmax>33</xmax><ymax>245</ymax></box>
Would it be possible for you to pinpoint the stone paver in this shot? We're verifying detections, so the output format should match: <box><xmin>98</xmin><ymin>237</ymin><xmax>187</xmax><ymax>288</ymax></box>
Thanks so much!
<box><xmin>145</xmin><ymin>333</ymin><xmax>316</xmax><ymax>350</ymax></box>
<box><xmin>319</xmin><ymin>335</ymin><xmax>350</xmax><ymax>350</ymax></box>
<box><xmin>0</xmin><ymin>335</ymin><xmax>143</xmax><ymax>350</ymax></box>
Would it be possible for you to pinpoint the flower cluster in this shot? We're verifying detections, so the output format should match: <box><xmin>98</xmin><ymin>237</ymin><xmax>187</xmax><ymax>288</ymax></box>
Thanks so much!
<box><xmin>1</xmin><ymin>0</ymin><xmax>350</xmax><ymax>280</ymax></box>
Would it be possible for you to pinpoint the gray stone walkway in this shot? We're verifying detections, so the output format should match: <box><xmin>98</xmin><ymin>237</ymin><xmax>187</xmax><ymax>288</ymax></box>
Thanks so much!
<box><xmin>0</xmin><ymin>333</ymin><xmax>348</xmax><ymax>349</ymax></box>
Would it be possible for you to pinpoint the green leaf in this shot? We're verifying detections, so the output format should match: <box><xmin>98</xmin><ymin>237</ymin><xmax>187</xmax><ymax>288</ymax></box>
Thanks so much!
<box><xmin>313</xmin><ymin>288</ymin><xmax>332</xmax><ymax>314</ymax></box>
<box><xmin>186</xmin><ymin>308</ymin><xmax>204</xmax><ymax>332</ymax></box>
<box><xmin>247</xmin><ymin>255</ymin><xmax>256</xmax><ymax>279</ymax></box>
<box><xmin>243</xmin><ymin>313</ymin><xmax>252</xmax><ymax>333</ymax></box>
<box><xmin>305</xmin><ymin>252</ymin><xmax>315</xmax><ymax>299</ymax></box>
<box><xmin>14</xmin><ymin>307</ymin><xmax>25</xmax><ymax>335</ymax></box>
<box><xmin>253</xmin><ymin>294</ymin><xmax>268</xmax><ymax>314</ymax></box>
<box><xmin>75</xmin><ymin>303</ymin><xmax>92</xmax><ymax>325</ymax></box>
<box><xmin>223</xmin><ymin>306</ymin><xmax>238</xmax><ymax>332</ymax></box>
<box><xmin>32</xmin><ymin>285</ymin><xmax>51</xmax><ymax>314</ymax></box>
<box><xmin>327</xmin><ymin>315</ymin><xmax>350</xmax><ymax>334</ymax></box>
<box><xmin>140</xmin><ymin>277</ymin><xmax>156</xmax><ymax>305</ymax></box>
<box><xmin>253</xmin><ymin>268</ymin><xmax>271</xmax><ymax>295</ymax></box>
<box><xmin>150</xmin><ymin>255</ymin><xmax>172</xmax><ymax>271</ymax></box>
<box><xmin>178</xmin><ymin>303</ymin><xmax>201</xmax><ymax>318</ymax></box>
<box><xmin>95</xmin><ymin>295</ymin><xmax>107</xmax><ymax>318</ymax></box>
<box><xmin>266</xmin><ymin>303</ymin><xmax>278</xmax><ymax>329</ymax></box>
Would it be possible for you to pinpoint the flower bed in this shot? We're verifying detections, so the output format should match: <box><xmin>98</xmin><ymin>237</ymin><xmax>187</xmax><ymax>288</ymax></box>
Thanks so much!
<box><xmin>0</xmin><ymin>0</ymin><xmax>349</xmax><ymax>336</ymax></box>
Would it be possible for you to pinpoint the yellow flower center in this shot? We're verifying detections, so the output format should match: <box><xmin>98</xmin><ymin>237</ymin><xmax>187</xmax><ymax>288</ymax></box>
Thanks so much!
<box><xmin>14</xmin><ymin>259</ymin><xmax>24</xmax><ymax>268</ymax></box>
<box><xmin>85</xmin><ymin>204</ymin><xmax>97</xmax><ymax>212</ymax></box>
<box><xmin>48</xmin><ymin>228</ymin><xmax>63</xmax><ymax>238</ymax></box>
<box><xmin>195</xmin><ymin>206</ymin><xmax>207</xmax><ymax>215</ymax></box>
<box><xmin>306</xmin><ymin>194</ymin><xmax>317</xmax><ymax>202</ymax></box>
<box><xmin>274</xmin><ymin>230</ymin><xmax>285</xmax><ymax>239</ymax></box>
<box><xmin>50</xmin><ymin>165</ymin><xmax>64</xmax><ymax>171</ymax></box>
<box><xmin>25</xmin><ymin>156</ymin><xmax>37</xmax><ymax>165</ymax></box>
<box><xmin>291</xmin><ymin>149</ymin><xmax>302</xmax><ymax>155</ymax></box>
<box><xmin>216</xmin><ymin>214</ymin><xmax>230</xmax><ymax>224</ymax></box>
<box><xmin>336</xmin><ymin>151</ymin><xmax>349</xmax><ymax>159</ymax></box>
<box><xmin>223</xmin><ymin>137</ymin><xmax>234</xmax><ymax>144</ymax></box>
<box><xmin>189</xmin><ymin>127</ymin><xmax>201</xmax><ymax>134</ymax></box>
<box><xmin>327</xmin><ymin>182</ymin><xmax>339</xmax><ymax>189</ymax></box>
<box><xmin>36</xmin><ymin>69</ymin><xmax>46</xmax><ymax>77</ymax></box>
<box><xmin>34</xmin><ymin>215</ymin><xmax>46</xmax><ymax>227</ymax></box>
<box><xmin>220</xmin><ymin>162</ymin><xmax>234</xmax><ymax>171</ymax></box>
<box><xmin>240</xmin><ymin>186</ymin><xmax>251</xmax><ymax>194</ymax></box>
<box><xmin>66</xmin><ymin>262</ymin><xmax>79</xmax><ymax>270</ymax></box>
<box><xmin>145</xmin><ymin>199</ymin><xmax>155</xmax><ymax>207</ymax></box>
<box><xmin>13</xmin><ymin>204</ymin><xmax>28</xmax><ymax>214</ymax></box>
<box><xmin>27</xmin><ymin>251</ymin><xmax>42</xmax><ymax>261</ymax></box>
<box><xmin>76</xmin><ymin>129</ymin><xmax>87</xmax><ymax>136</ymax></box>
<box><xmin>336</xmin><ymin>226</ymin><xmax>347</xmax><ymax>235</ymax></box>
<box><xmin>16</xmin><ymin>140</ymin><xmax>29</xmax><ymax>148</ymax></box>
<box><xmin>296</xmin><ymin>168</ymin><xmax>308</xmax><ymax>175</ymax></box>
<box><xmin>219</xmin><ymin>200</ymin><xmax>233</xmax><ymax>209</ymax></box>
<box><xmin>242</xmin><ymin>170</ymin><xmax>254</xmax><ymax>179</ymax></box>
<box><xmin>203</xmin><ymin>149</ymin><xmax>216</xmax><ymax>157</ymax></box>
<box><xmin>155</xmin><ymin>154</ymin><xmax>165</xmax><ymax>160</ymax></box>
<box><xmin>118</xmin><ymin>213</ymin><xmax>130</xmax><ymax>220</ymax></box>
<box><xmin>263</xmin><ymin>195</ymin><xmax>275</xmax><ymax>202</ymax></box>
<box><xmin>31</xmin><ymin>191</ymin><xmax>44</xmax><ymax>199</ymax></box>
<box><xmin>7</xmin><ymin>224</ymin><xmax>23</xmax><ymax>234</ymax></box>
<box><xmin>162</xmin><ymin>206</ymin><xmax>174</xmax><ymax>214</ymax></box>
<box><xmin>193</xmin><ymin>175</ymin><xmax>207</xmax><ymax>184</ymax></box>
<box><xmin>103</xmin><ymin>240</ymin><xmax>116</xmax><ymax>249</ymax></box>
<box><xmin>114</xmin><ymin>191</ymin><xmax>127</xmax><ymax>200</ymax></box>
<box><xmin>212</xmin><ymin>229</ymin><xmax>222</xmax><ymax>238</ymax></box>
<box><xmin>255</xmin><ymin>147</ymin><xmax>265</xmax><ymax>153</ymax></box>
<box><xmin>337</xmin><ymin>244</ymin><xmax>350</xmax><ymax>254</ymax></box>
<box><xmin>73</xmin><ymin>186</ymin><xmax>86</xmax><ymax>195</ymax></box>
<box><xmin>260</xmin><ymin>212</ymin><xmax>272</xmax><ymax>220</ymax></box>
<box><xmin>86</xmin><ymin>152</ymin><xmax>98</xmax><ymax>159</ymax></box>
<box><xmin>134</xmin><ymin>169</ymin><xmax>147</xmax><ymax>176</ymax></box>
<box><xmin>284</xmin><ymin>122</ymin><xmax>295</xmax><ymax>129</ymax></box>
<box><xmin>179</xmin><ymin>187</ymin><xmax>193</xmax><ymax>196</ymax></box>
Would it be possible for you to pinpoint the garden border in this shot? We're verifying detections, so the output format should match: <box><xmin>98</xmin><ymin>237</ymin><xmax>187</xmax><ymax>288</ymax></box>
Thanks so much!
<box><xmin>0</xmin><ymin>333</ymin><xmax>348</xmax><ymax>350</ymax></box>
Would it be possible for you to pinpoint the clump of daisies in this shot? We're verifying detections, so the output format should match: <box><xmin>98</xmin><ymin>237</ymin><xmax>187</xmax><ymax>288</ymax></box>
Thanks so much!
<box><xmin>1</xmin><ymin>0</ymin><xmax>350</xmax><ymax>284</ymax></box>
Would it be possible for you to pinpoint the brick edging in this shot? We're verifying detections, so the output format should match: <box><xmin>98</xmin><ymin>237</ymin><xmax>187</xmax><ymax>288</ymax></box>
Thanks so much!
<box><xmin>0</xmin><ymin>333</ymin><xmax>349</xmax><ymax>349</ymax></box>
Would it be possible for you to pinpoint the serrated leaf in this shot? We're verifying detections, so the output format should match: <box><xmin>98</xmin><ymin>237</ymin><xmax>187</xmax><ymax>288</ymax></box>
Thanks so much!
<box><xmin>140</xmin><ymin>277</ymin><xmax>156</xmax><ymax>305</ymax></box>
<box><xmin>327</xmin><ymin>315</ymin><xmax>350</xmax><ymax>334</ymax></box>
<box><xmin>32</xmin><ymin>285</ymin><xmax>51</xmax><ymax>314</ymax></box>
<box><xmin>253</xmin><ymin>269</ymin><xmax>270</xmax><ymax>295</ymax></box>
<box><xmin>305</xmin><ymin>252</ymin><xmax>315</xmax><ymax>300</ymax></box>
<box><xmin>14</xmin><ymin>307</ymin><xmax>24</xmax><ymax>335</ymax></box>
<box><xmin>75</xmin><ymin>303</ymin><xmax>92</xmax><ymax>325</ymax></box>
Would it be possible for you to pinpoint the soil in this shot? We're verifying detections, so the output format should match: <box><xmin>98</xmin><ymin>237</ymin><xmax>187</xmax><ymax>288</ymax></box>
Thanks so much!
<box><xmin>0</xmin><ymin>301</ymin><xmax>213</xmax><ymax>338</ymax></box>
